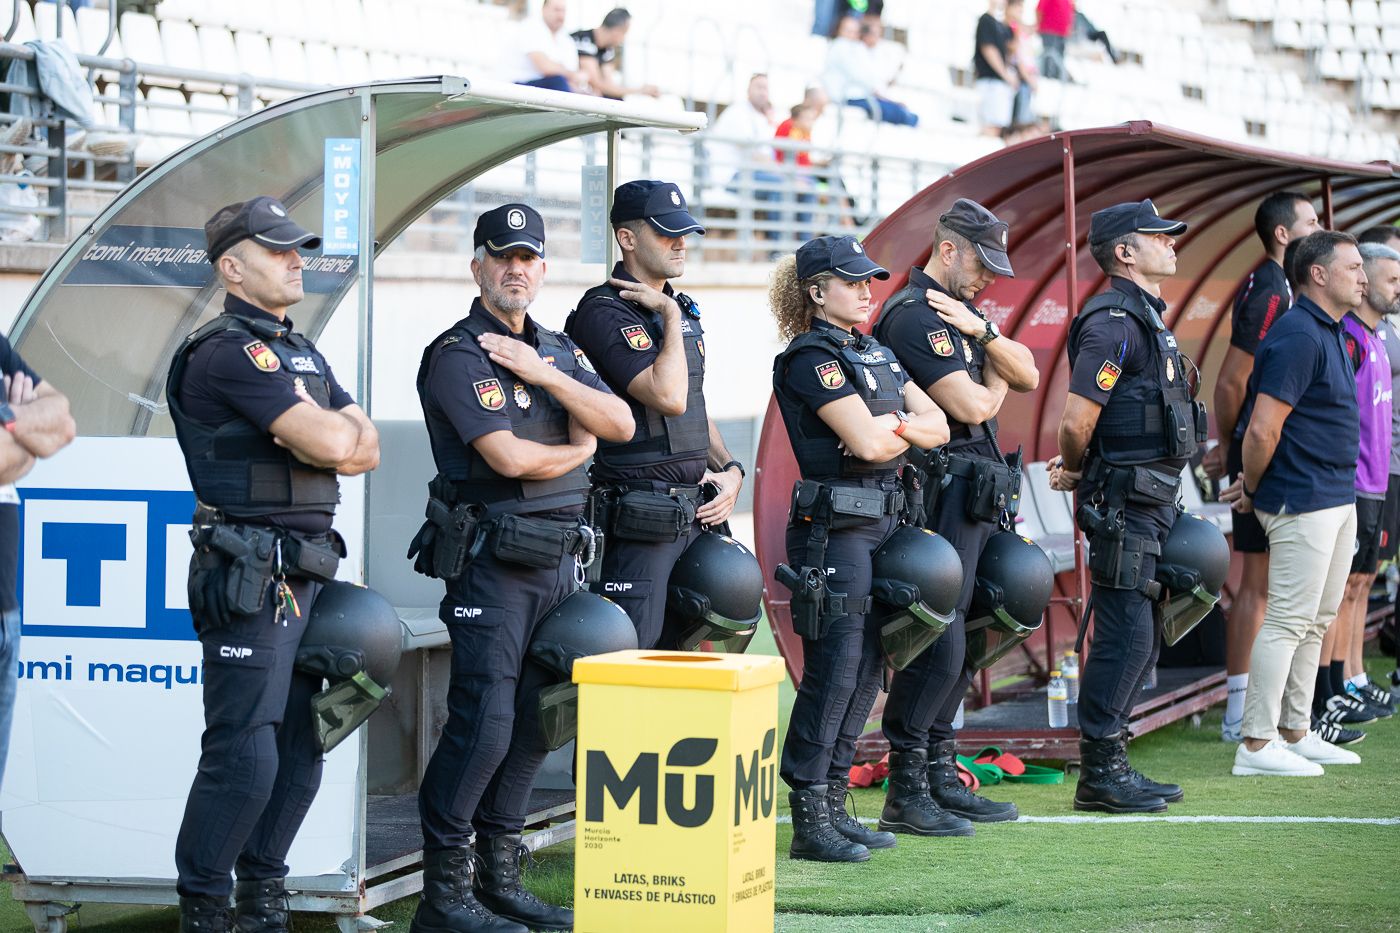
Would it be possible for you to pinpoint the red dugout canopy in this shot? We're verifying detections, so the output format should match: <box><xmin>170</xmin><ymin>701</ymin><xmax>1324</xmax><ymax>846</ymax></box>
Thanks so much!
<box><xmin>754</xmin><ymin>121</ymin><xmax>1400</xmax><ymax>682</ymax></box>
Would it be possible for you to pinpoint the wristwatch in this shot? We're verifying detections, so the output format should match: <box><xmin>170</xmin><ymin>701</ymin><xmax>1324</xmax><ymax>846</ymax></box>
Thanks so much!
<box><xmin>976</xmin><ymin>319</ymin><xmax>1001</xmax><ymax>346</ymax></box>
<box><xmin>891</xmin><ymin>410</ymin><xmax>910</xmax><ymax>437</ymax></box>
<box><xmin>721</xmin><ymin>458</ymin><xmax>745</xmax><ymax>478</ymax></box>
<box><xmin>0</xmin><ymin>401</ymin><xmax>15</xmax><ymax>433</ymax></box>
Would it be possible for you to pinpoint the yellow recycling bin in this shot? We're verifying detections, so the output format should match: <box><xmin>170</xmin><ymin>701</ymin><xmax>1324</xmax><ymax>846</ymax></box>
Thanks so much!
<box><xmin>572</xmin><ymin>650</ymin><xmax>786</xmax><ymax>933</ymax></box>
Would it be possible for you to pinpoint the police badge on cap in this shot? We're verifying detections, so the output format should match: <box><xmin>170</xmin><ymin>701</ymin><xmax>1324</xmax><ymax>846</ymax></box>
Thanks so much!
<box><xmin>474</xmin><ymin>203</ymin><xmax>546</xmax><ymax>257</ymax></box>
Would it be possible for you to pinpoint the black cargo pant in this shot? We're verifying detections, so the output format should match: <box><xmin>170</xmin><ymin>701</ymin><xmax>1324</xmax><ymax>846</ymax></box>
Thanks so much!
<box><xmin>780</xmin><ymin>486</ymin><xmax>898</xmax><ymax>791</ymax></box>
<box><xmin>1077</xmin><ymin>489</ymin><xmax>1175</xmax><ymax>741</ymax></box>
<box><xmin>419</xmin><ymin>546</ymin><xmax>575</xmax><ymax>849</ymax></box>
<box><xmin>590</xmin><ymin>480</ymin><xmax>702</xmax><ymax>650</ymax></box>
<box><xmin>175</xmin><ymin>573</ymin><xmax>325</xmax><ymax>899</ymax></box>
<box><xmin>882</xmin><ymin>471</ymin><xmax>995</xmax><ymax>753</ymax></box>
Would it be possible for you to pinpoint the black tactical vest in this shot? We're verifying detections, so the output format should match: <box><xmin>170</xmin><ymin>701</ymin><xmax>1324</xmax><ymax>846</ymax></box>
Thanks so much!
<box><xmin>565</xmin><ymin>284</ymin><xmax>709</xmax><ymax>470</ymax></box>
<box><xmin>417</xmin><ymin>309</ymin><xmax>591</xmax><ymax>516</ymax></box>
<box><xmin>1068</xmin><ymin>289</ymin><xmax>1207</xmax><ymax>466</ymax></box>
<box><xmin>773</xmin><ymin>324</ymin><xmax>907</xmax><ymax>480</ymax></box>
<box><xmin>167</xmin><ymin>312</ymin><xmax>340</xmax><ymax>517</ymax></box>
<box><xmin>875</xmin><ymin>287</ymin><xmax>997</xmax><ymax>450</ymax></box>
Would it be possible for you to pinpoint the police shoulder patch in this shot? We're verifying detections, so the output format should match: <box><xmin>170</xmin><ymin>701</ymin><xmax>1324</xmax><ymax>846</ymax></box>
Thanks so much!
<box><xmin>815</xmin><ymin>359</ymin><xmax>846</xmax><ymax>390</ymax></box>
<box><xmin>1095</xmin><ymin>360</ymin><xmax>1122</xmax><ymax>392</ymax></box>
<box><xmin>573</xmin><ymin>347</ymin><xmax>597</xmax><ymax>373</ymax></box>
<box><xmin>242</xmin><ymin>341</ymin><xmax>280</xmax><ymax>372</ymax></box>
<box><xmin>474</xmin><ymin>378</ymin><xmax>505</xmax><ymax>411</ymax></box>
<box><xmin>620</xmin><ymin>324</ymin><xmax>653</xmax><ymax>351</ymax></box>
<box><xmin>927</xmin><ymin>329</ymin><xmax>954</xmax><ymax>357</ymax></box>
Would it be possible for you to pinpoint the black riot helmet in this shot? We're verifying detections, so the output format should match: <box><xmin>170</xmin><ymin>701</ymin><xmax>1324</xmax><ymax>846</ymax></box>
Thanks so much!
<box><xmin>1155</xmin><ymin>510</ymin><xmax>1230</xmax><ymax>645</ymax></box>
<box><xmin>966</xmin><ymin>532</ymin><xmax>1054</xmax><ymax>670</ymax></box>
<box><xmin>870</xmin><ymin>525</ymin><xmax>963</xmax><ymax>670</ymax></box>
<box><xmin>665</xmin><ymin>531</ymin><xmax>765</xmax><ymax>653</ymax></box>
<box><xmin>530</xmin><ymin>590</ymin><xmax>638</xmax><ymax>750</ymax></box>
<box><xmin>295</xmin><ymin>582</ymin><xmax>405</xmax><ymax>752</ymax></box>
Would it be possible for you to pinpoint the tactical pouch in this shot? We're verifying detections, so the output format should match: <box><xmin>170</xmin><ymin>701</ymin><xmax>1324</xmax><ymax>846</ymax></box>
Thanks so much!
<box><xmin>207</xmin><ymin>523</ymin><xmax>276</xmax><ymax>616</ymax></box>
<box><xmin>611</xmin><ymin>489</ymin><xmax>692</xmax><ymax>542</ymax></box>
<box><xmin>827</xmin><ymin>485</ymin><xmax>892</xmax><ymax>529</ymax></box>
<box><xmin>281</xmin><ymin>531</ymin><xmax>345</xmax><ymax>583</ymax></box>
<box><xmin>1164</xmin><ymin>400</ymin><xmax>1195</xmax><ymax>458</ymax></box>
<box><xmin>487</xmin><ymin>514</ymin><xmax>571</xmax><ymax>569</ymax></box>
<box><xmin>1126</xmin><ymin>465</ymin><xmax>1180</xmax><ymax>506</ymax></box>
<box><xmin>965</xmin><ymin>459</ymin><xmax>1021</xmax><ymax>524</ymax></box>
<box><xmin>1193</xmin><ymin>400</ymin><xmax>1209</xmax><ymax>443</ymax></box>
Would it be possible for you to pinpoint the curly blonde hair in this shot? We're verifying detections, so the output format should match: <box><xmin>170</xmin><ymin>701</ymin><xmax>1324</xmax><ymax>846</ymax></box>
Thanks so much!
<box><xmin>769</xmin><ymin>255</ymin><xmax>833</xmax><ymax>343</ymax></box>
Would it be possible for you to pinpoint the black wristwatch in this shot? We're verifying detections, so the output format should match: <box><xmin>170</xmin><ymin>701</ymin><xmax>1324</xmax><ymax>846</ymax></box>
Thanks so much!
<box><xmin>1242</xmin><ymin>482</ymin><xmax>1256</xmax><ymax>499</ymax></box>
<box><xmin>976</xmin><ymin>319</ymin><xmax>1001</xmax><ymax>346</ymax></box>
<box><xmin>721</xmin><ymin>459</ymin><xmax>745</xmax><ymax>478</ymax></box>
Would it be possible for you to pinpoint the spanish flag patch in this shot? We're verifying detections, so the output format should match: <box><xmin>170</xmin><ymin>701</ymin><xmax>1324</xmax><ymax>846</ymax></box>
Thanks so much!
<box><xmin>1095</xmin><ymin>360</ymin><xmax>1122</xmax><ymax>392</ymax></box>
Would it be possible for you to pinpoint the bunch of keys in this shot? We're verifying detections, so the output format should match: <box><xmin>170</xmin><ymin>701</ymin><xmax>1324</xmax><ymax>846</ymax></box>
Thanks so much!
<box><xmin>272</xmin><ymin>538</ymin><xmax>301</xmax><ymax>626</ymax></box>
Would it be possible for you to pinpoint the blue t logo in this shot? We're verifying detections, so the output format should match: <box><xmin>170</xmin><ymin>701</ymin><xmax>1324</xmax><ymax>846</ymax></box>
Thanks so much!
<box><xmin>41</xmin><ymin>522</ymin><xmax>127</xmax><ymax>607</ymax></box>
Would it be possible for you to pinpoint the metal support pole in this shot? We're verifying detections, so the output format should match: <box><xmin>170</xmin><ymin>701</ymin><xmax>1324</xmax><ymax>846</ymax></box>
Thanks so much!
<box><xmin>605</xmin><ymin>128</ymin><xmax>618</xmax><ymax>270</ymax></box>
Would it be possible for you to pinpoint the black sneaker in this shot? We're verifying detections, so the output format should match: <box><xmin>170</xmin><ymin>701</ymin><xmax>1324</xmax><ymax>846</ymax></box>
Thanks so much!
<box><xmin>1312</xmin><ymin>715</ymin><xmax>1365</xmax><ymax>746</ymax></box>
<box><xmin>1324</xmin><ymin>694</ymin><xmax>1378</xmax><ymax>725</ymax></box>
<box><xmin>1358</xmin><ymin>682</ymin><xmax>1396</xmax><ymax>713</ymax></box>
<box><xmin>1343</xmin><ymin>688</ymin><xmax>1393</xmax><ymax>720</ymax></box>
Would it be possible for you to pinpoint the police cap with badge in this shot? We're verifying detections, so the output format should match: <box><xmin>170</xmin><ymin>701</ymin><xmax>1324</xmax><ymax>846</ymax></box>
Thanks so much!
<box><xmin>205</xmin><ymin>195</ymin><xmax>321</xmax><ymax>261</ymax></box>
<box><xmin>1088</xmin><ymin>198</ymin><xmax>1189</xmax><ymax>246</ymax></box>
<box><xmin>939</xmin><ymin>198</ymin><xmax>1015</xmax><ymax>277</ymax></box>
<box><xmin>796</xmin><ymin>234</ymin><xmax>890</xmax><ymax>280</ymax></box>
<box><xmin>474</xmin><ymin>202</ymin><xmax>546</xmax><ymax>256</ymax></box>
<box><xmin>609</xmin><ymin>180</ymin><xmax>706</xmax><ymax>237</ymax></box>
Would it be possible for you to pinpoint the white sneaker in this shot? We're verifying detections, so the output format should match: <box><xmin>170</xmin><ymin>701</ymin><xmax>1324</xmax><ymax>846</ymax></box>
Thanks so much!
<box><xmin>1221</xmin><ymin>716</ymin><xmax>1242</xmax><ymax>743</ymax></box>
<box><xmin>1282</xmin><ymin>731</ymin><xmax>1360</xmax><ymax>765</ymax></box>
<box><xmin>1231</xmin><ymin>739</ymin><xmax>1325</xmax><ymax>777</ymax></box>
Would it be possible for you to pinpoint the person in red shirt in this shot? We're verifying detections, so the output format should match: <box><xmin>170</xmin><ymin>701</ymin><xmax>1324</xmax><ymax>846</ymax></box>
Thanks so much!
<box><xmin>1037</xmin><ymin>0</ymin><xmax>1073</xmax><ymax>79</ymax></box>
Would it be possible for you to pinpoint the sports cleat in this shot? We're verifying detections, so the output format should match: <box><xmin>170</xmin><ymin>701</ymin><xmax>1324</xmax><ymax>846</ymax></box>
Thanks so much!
<box><xmin>1311</xmin><ymin>715</ymin><xmax>1365</xmax><ymax>746</ymax></box>
<box><xmin>1323</xmin><ymin>694</ymin><xmax>1377</xmax><ymax>725</ymax></box>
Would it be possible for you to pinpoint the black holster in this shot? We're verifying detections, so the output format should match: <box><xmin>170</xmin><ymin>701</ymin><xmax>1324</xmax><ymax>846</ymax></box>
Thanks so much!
<box><xmin>909</xmin><ymin>446</ymin><xmax>949</xmax><ymax>524</ymax></box>
<box><xmin>1076</xmin><ymin>461</ymin><xmax>1169</xmax><ymax>597</ymax></box>
<box><xmin>406</xmin><ymin>475</ymin><xmax>482</xmax><ymax>580</ymax></box>
<box><xmin>188</xmin><ymin>521</ymin><xmax>277</xmax><ymax>626</ymax></box>
<box><xmin>779</xmin><ymin>479</ymin><xmax>884</xmax><ymax>639</ymax></box>
<box><xmin>951</xmin><ymin>451</ymin><xmax>1023</xmax><ymax>525</ymax></box>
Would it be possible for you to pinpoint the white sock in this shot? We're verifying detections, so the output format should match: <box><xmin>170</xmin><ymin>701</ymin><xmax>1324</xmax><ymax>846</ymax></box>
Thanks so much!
<box><xmin>1225</xmin><ymin>673</ymin><xmax>1248</xmax><ymax>723</ymax></box>
<box><xmin>1347</xmin><ymin>673</ymin><xmax>1369</xmax><ymax>689</ymax></box>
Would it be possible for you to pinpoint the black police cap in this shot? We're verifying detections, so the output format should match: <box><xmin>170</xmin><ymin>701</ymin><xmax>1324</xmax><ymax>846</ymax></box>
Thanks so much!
<box><xmin>205</xmin><ymin>196</ymin><xmax>321</xmax><ymax>262</ymax></box>
<box><xmin>939</xmin><ymin>198</ymin><xmax>1014</xmax><ymax>277</ymax></box>
<box><xmin>610</xmin><ymin>180</ymin><xmax>705</xmax><ymax>236</ymax></box>
<box><xmin>795</xmin><ymin>235</ymin><xmax>889</xmax><ymax>281</ymax></box>
<box><xmin>1089</xmin><ymin>198</ymin><xmax>1189</xmax><ymax>246</ymax></box>
<box><xmin>474</xmin><ymin>203</ymin><xmax>546</xmax><ymax>257</ymax></box>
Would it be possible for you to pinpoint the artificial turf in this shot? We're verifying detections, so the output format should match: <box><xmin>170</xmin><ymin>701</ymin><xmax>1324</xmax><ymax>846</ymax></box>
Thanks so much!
<box><xmin>1</xmin><ymin>648</ymin><xmax>1396</xmax><ymax>932</ymax></box>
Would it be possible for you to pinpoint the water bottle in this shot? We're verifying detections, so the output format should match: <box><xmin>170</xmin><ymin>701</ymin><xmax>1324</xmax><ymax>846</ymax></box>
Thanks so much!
<box><xmin>952</xmin><ymin>699</ymin><xmax>965</xmax><ymax>730</ymax></box>
<box><xmin>1062</xmin><ymin>651</ymin><xmax>1080</xmax><ymax>705</ymax></box>
<box><xmin>1143</xmin><ymin>664</ymin><xmax>1158</xmax><ymax>691</ymax></box>
<box><xmin>1047</xmin><ymin>671</ymin><xmax>1069</xmax><ymax>728</ymax></box>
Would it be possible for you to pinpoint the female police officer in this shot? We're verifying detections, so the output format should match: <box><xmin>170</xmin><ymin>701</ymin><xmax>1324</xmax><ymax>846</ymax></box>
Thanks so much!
<box><xmin>770</xmin><ymin>235</ymin><xmax>949</xmax><ymax>862</ymax></box>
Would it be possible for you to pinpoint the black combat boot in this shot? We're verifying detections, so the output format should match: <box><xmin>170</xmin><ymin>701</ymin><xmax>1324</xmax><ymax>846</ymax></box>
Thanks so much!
<box><xmin>233</xmin><ymin>878</ymin><xmax>289</xmax><ymax>932</ymax></box>
<box><xmin>788</xmin><ymin>784</ymin><xmax>871</xmax><ymax>862</ymax></box>
<box><xmin>1117</xmin><ymin>732</ymin><xmax>1184</xmax><ymax>803</ymax></box>
<box><xmin>927</xmin><ymin>740</ymin><xmax>1019</xmax><ymax>823</ymax></box>
<box><xmin>878</xmin><ymin>750</ymin><xmax>975</xmax><ymax>837</ymax></box>
<box><xmin>476</xmin><ymin>834</ymin><xmax>572</xmax><ymax>932</ymax></box>
<box><xmin>410</xmin><ymin>847</ymin><xmax>527</xmax><ymax>933</ymax></box>
<box><xmin>1074</xmin><ymin>735</ymin><xmax>1168</xmax><ymax>813</ymax></box>
<box><xmin>179</xmin><ymin>895</ymin><xmax>232</xmax><ymax>933</ymax></box>
<box><xmin>826</xmin><ymin>779</ymin><xmax>896</xmax><ymax>850</ymax></box>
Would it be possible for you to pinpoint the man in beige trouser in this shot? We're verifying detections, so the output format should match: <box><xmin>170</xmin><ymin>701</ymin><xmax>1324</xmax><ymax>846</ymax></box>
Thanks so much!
<box><xmin>1222</xmin><ymin>230</ymin><xmax>1368</xmax><ymax>776</ymax></box>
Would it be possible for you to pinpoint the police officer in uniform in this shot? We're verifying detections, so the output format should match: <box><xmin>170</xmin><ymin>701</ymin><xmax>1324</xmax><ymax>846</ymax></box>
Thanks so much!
<box><xmin>1049</xmin><ymin>199</ymin><xmax>1206</xmax><ymax>813</ymax></box>
<box><xmin>412</xmin><ymin>204</ymin><xmax>632</xmax><ymax>933</ymax></box>
<box><xmin>770</xmin><ymin>235</ymin><xmax>950</xmax><ymax>862</ymax></box>
<box><xmin>564</xmin><ymin>180</ymin><xmax>744</xmax><ymax>649</ymax></box>
<box><xmin>875</xmin><ymin>199</ymin><xmax>1039</xmax><ymax>829</ymax></box>
<box><xmin>169</xmin><ymin>197</ymin><xmax>381</xmax><ymax>932</ymax></box>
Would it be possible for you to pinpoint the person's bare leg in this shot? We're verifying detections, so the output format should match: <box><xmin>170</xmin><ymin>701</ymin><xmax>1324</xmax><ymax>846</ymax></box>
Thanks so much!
<box><xmin>1347</xmin><ymin>571</ymin><xmax>1375</xmax><ymax>678</ymax></box>
<box><xmin>1227</xmin><ymin>553</ymin><xmax>1270</xmax><ymax>674</ymax></box>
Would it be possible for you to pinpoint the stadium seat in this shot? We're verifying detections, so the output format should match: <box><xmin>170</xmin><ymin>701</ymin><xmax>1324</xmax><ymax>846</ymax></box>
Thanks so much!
<box><xmin>159</xmin><ymin>19</ymin><xmax>203</xmax><ymax>73</ymax></box>
<box><xmin>135</xmin><ymin>86</ymin><xmax>194</xmax><ymax>165</ymax></box>
<box><xmin>269</xmin><ymin>37</ymin><xmax>312</xmax><ymax>86</ymax></box>
<box><xmin>118</xmin><ymin>11</ymin><xmax>164</xmax><ymax>67</ymax></box>
<box><xmin>33</xmin><ymin>2</ymin><xmax>77</xmax><ymax>45</ymax></box>
<box><xmin>75</xmin><ymin>6</ymin><xmax>123</xmax><ymax>59</ymax></box>
<box><xmin>198</xmin><ymin>26</ymin><xmax>241</xmax><ymax>77</ymax></box>
<box><xmin>235</xmin><ymin>32</ymin><xmax>275</xmax><ymax>80</ymax></box>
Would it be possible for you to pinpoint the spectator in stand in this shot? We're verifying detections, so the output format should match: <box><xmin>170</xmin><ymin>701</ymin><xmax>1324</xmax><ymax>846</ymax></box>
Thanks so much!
<box><xmin>709</xmin><ymin>74</ymin><xmax>814</xmax><ymax>244</ymax></box>
<box><xmin>1201</xmin><ymin>192</ymin><xmax>1319</xmax><ymax>744</ymax></box>
<box><xmin>814</xmin><ymin>0</ymin><xmax>884</xmax><ymax>37</ymax></box>
<box><xmin>503</xmin><ymin>0</ymin><xmax>582</xmax><ymax>93</ymax></box>
<box><xmin>1359</xmin><ymin>225</ymin><xmax>1400</xmax><ymax>252</ymax></box>
<box><xmin>1223</xmin><ymin>231</ymin><xmax>1368</xmax><ymax>777</ymax></box>
<box><xmin>777</xmin><ymin>89</ymin><xmax>857</xmax><ymax>229</ymax></box>
<box><xmin>1004</xmin><ymin>0</ymin><xmax>1043</xmax><ymax>141</ymax></box>
<box><xmin>974</xmin><ymin>0</ymin><xmax>1018</xmax><ymax>138</ymax></box>
<box><xmin>1037</xmin><ymin>0</ymin><xmax>1073</xmax><ymax>80</ymax></box>
<box><xmin>572</xmin><ymin>8</ymin><xmax>659</xmax><ymax>99</ymax></box>
<box><xmin>821</xmin><ymin>16</ymin><xmax>920</xmax><ymax>126</ymax></box>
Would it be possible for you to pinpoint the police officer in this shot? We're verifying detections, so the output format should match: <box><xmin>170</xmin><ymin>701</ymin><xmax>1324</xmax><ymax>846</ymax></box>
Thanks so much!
<box><xmin>169</xmin><ymin>197</ymin><xmax>381</xmax><ymax>933</ymax></box>
<box><xmin>1049</xmin><ymin>199</ymin><xmax>1206</xmax><ymax>813</ymax></box>
<box><xmin>875</xmin><ymin>199</ymin><xmax>1039</xmax><ymax>830</ymax></box>
<box><xmin>564</xmin><ymin>180</ymin><xmax>744</xmax><ymax>649</ymax></box>
<box><xmin>412</xmin><ymin>204</ymin><xmax>632</xmax><ymax>933</ymax></box>
<box><xmin>770</xmin><ymin>235</ymin><xmax>950</xmax><ymax>862</ymax></box>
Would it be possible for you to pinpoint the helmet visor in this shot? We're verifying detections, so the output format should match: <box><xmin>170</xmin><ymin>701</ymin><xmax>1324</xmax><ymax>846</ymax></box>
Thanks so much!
<box><xmin>1159</xmin><ymin>584</ymin><xmax>1219</xmax><ymax>646</ymax></box>
<box><xmin>964</xmin><ymin>607</ymin><xmax>1043</xmax><ymax>671</ymax></box>
<box><xmin>538</xmin><ymin>682</ymin><xmax>579</xmax><ymax>751</ymax></box>
<box><xmin>675</xmin><ymin>607</ymin><xmax>761</xmax><ymax>654</ymax></box>
<box><xmin>879</xmin><ymin>604</ymin><xmax>953</xmax><ymax>670</ymax></box>
<box><xmin>309</xmin><ymin>671</ymin><xmax>387</xmax><ymax>753</ymax></box>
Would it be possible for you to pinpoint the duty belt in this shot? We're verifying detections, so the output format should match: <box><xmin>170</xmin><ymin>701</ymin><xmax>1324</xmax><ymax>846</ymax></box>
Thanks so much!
<box><xmin>608</xmin><ymin>480</ymin><xmax>704</xmax><ymax>501</ymax></box>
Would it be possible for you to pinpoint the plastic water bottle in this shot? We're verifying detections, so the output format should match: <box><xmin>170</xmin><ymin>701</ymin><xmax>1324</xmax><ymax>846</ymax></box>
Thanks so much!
<box><xmin>1047</xmin><ymin>671</ymin><xmax>1069</xmax><ymax>728</ymax></box>
<box><xmin>1062</xmin><ymin>651</ymin><xmax>1080</xmax><ymax>705</ymax></box>
<box><xmin>952</xmin><ymin>700</ymin><xmax>965</xmax><ymax>730</ymax></box>
<box><xmin>1143</xmin><ymin>664</ymin><xmax>1158</xmax><ymax>691</ymax></box>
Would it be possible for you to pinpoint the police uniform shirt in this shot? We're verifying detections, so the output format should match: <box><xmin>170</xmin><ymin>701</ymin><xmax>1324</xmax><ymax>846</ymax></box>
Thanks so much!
<box><xmin>177</xmin><ymin>295</ymin><xmax>354</xmax><ymax>531</ymax></box>
<box><xmin>422</xmin><ymin>298</ymin><xmax>612</xmax><ymax>509</ymax></box>
<box><xmin>0</xmin><ymin>333</ymin><xmax>39</xmax><ymax>613</ymax></box>
<box><xmin>566</xmin><ymin>262</ymin><xmax>706</xmax><ymax>485</ymax></box>
<box><xmin>1229</xmin><ymin>258</ymin><xmax>1292</xmax><ymax>356</ymax></box>
<box><xmin>876</xmin><ymin>267</ymin><xmax>997</xmax><ymax>458</ymax></box>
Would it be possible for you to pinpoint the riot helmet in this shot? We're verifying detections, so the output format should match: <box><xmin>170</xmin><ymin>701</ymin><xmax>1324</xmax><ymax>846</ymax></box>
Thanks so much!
<box><xmin>966</xmin><ymin>532</ymin><xmax>1054</xmax><ymax>670</ymax></box>
<box><xmin>1155</xmin><ymin>510</ymin><xmax>1230</xmax><ymax>645</ymax></box>
<box><xmin>529</xmin><ymin>590</ymin><xmax>638</xmax><ymax>749</ymax></box>
<box><xmin>870</xmin><ymin>525</ymin><xmax>963</xmax><ymax>670</ymax></box>
<box><xmin>665</xmin><ymin>531</ymin><xmax>765</xmax><ymax>653</ymax></box>
<box><xmin>295</xmin><ymin>581</ymin><xmax>404</xmax><ymax>752</ymax></box>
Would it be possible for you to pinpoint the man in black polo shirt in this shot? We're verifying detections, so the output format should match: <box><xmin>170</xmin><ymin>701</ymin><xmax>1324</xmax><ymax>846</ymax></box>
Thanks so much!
<box><xmin>565</xmin><ymin>180</ymin><xmax>745</xmax><ymax>650</ymax></box>
<box><xmin>875</xmin><ymin>199</ymin><xmax>1038</xmax><ymax>829</ymax></box>
<box><xmin>1202</xmin><ymin>191</ymin><xmax>1318</xmax><ymax>743</ymax></box>
<box><xmin>0</xmin><ymin>333</ymin><xmax>74</xmax><ymax>796</ymax></box>
<box><xmin>973</xmin><ymin>0</ymin><xmax>1017</xmax><ymax>137</ymax></box>
<box><xmin>572</xmin><ymin>8</ymin><xmax>658</xmax><ymax>99</ymax></box>
<box><xmin>1223</xmin><ymin>230</ymin><xmax>1367</xmax><ymax>776</ymax></box>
